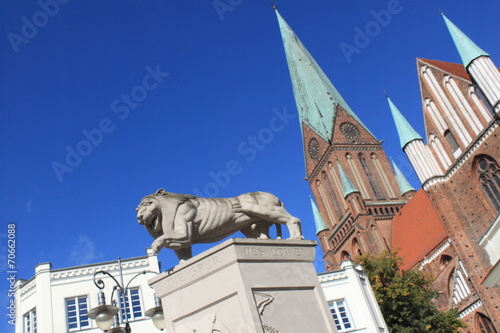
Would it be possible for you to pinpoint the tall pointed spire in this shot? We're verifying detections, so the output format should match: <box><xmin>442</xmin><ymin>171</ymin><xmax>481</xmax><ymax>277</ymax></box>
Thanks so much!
<box><xmin>391</xmin><ymin>159</ymin><xmax>415</xmax><ymax>196</ymax></box>
<box><xmin>388</xmin><ymin>97</ymin><xmax>442</xmax><ymax>183</ymax></box>
<box><xmin>387</xmin><ymin>97</ymin><xmax>422</xmax><ymax>149</ymax></box>
<box><xmin>337</xmin><ymin>161</ymin><xmax>358</xmax><ymax>198</ymax></box>
<box><xmin>310</xmin><ymin>196</ymin><xmax>328</xmax><ymax>234</ymax></box>
<box><xmin>275</xmin><ymin>9</ymin><xmax>373</xmax><ymax>142</ymax></box>
<box><xmin>442</xmin><ymin>14</ymin><xmax>489</xmax><ymax>68</ymax></box>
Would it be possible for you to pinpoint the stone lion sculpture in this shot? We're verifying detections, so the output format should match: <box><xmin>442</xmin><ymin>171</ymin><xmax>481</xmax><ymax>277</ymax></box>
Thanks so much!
<box><xmin>136</xmin><ymin>189</ymin><xmax>304</xmax><ymax>261</ymax></box>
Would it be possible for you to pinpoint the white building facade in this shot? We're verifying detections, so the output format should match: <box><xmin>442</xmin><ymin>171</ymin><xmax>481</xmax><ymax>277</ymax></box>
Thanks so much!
<box><xmin>320</xmin><ymin>260</ymin><xmax>388</xmax><ymax>333</ymax></box>
<box><xmin>15</xmin><ymin>249</ymin><xmax>162</xmax><ymax>333</ymax></box>
<box><xmin>16</xmin><ymin>249</ymin><xmax>388</xmax><ymax>333</ymax></box>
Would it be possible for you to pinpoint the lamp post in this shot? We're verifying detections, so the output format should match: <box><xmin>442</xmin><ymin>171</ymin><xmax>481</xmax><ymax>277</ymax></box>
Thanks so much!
<box><xmin>88</xmin><ymin>258</ymin><xmax>165</xmax><ymax>332</ymax></box>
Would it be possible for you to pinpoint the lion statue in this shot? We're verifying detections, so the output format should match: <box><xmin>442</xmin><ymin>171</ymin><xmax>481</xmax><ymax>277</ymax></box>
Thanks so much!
<box><xmin>136</xmin><ymin>189</ymin><xmax>304</xmax><ymax>261</ymax></box>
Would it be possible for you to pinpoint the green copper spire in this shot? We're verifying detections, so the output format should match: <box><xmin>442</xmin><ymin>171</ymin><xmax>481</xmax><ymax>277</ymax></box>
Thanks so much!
<box><xmin>391</xmin><ymin>158</ymin><xmax>415</xmax><ymax>196</ymax></box>
<box><xmin>275</xmin><ymin>9</ymin><xmax>374</xmax><ymax>142</ymax></box>
<box><xmin>310</xmin><ymin>196</ymin><xmax>328</xmax><ymax>234</ymax></box>
<box><xmin>337</xmin><ymin>161</ymin><xmax>358</xmax><ymax>198</ymax></box>
<box><xmin>387</xmin><ymin>97</ymin><xmax>422</xmax><ymax>149</ymax></box>
<box><xmin>442</xmin><ymin>14</ymin><xmax>489</xmax><ymax>68</ymax></box>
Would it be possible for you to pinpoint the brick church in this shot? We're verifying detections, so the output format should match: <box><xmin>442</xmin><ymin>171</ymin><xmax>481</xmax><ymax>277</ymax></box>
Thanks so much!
<box><xmin>274</xmin><ymin>8</ymin><xmax>500</xmax><ymax>332</ymax></box>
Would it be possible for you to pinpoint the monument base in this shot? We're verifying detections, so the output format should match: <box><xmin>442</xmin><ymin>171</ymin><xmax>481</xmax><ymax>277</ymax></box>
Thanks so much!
<box><xmin>149</xmin><ymin>238</ymin><xmax>337</xmax><ymax>333</ymax></box>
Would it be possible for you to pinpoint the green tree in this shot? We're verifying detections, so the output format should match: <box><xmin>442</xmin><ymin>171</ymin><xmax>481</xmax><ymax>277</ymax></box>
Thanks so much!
<box><xmin>356</xmin><ymin>251</ymin><xmax>466</xmax><ymax>333</ymax></box>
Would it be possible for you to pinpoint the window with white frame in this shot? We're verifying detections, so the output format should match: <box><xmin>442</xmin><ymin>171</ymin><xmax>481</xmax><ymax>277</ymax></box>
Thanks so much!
<box><xmin>23</xmin><ymin>308</ymin><xmax>37</xmax><ymax>333</ymax></box>
<box><xmin>329</xmin><ymin>299</ymin><xmax>353</xmax><ymax>332</ymax></box>
<box><xmin>66</xmin><ymin>295</ymin><xmax>90</xmax><ymax>331</ymax></box>
<box><xmin>119</xmin><ymin>287</ymin><xmax>143</xmax><ymax>322</ymax></box>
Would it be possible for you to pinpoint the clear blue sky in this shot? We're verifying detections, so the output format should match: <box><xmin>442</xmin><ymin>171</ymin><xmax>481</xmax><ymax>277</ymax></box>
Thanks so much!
<box><xmin>1</xmin><ymin>1</ymin><xmax>499</xmax><ymax>331</ymax></box>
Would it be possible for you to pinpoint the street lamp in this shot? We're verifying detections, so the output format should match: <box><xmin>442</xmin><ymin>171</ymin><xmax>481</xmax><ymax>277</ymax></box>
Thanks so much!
<box><xmin>88</xmin><ymin>258</ymin><xmax>165</xmax><ymax>332</ymax></box>
<box><xmin>145</xmin><ymin>295</ymin><xmax>165</xmax><ymax>330</ymax></box>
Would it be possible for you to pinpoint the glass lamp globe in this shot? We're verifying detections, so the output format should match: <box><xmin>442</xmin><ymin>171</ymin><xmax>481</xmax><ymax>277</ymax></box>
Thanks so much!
<box><xmin>151</xmin><ymin>309</ymin><xmax>165</xmax><ymax>330</ymax></box>
<box><xmin>146</xmin><ymin>305</ymin><xmax>165</xmax><ymax>330</ymax></box>
<box><xmin>95</xmin><ymin>309</ymin><xmax>114</xmax><ymax>331</ymax></box>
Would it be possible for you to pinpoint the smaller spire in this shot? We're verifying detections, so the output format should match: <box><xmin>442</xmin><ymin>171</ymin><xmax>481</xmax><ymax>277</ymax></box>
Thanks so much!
<box><xmin>442</xmin><ymin>14</ymin><xmax>489</xmax><ymax>68</ymax></box>
<box><xmin>391</xmin><ymin>158</ymin><xmax>415</xmax><ymax>196</ymax></box>
<box><xmin>387</xmin><ymin>97</ymin><xmax>422</xmax><ymax>149</ymax></box>
<box><xmin>310</xmin><ymin>196</ymin><xmax>328</xmax><ymax>234</ymax></box>
<box><xmin>337</xmin><ymin>161</ymin><xmax>358</xmax><ymax>198</ymax></box>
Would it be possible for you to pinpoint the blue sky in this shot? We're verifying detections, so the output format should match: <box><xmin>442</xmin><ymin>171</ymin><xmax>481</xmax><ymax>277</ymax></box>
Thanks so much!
<box><xmin>1</xmin><ymin>1</ymin><xmax>500</xmax><ymax>331</ymax></box>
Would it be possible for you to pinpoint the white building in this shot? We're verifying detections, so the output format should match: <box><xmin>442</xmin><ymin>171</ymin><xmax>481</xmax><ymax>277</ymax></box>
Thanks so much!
<box><xmin>16</xmin><ymin>248</ymin><xmax>387</xmax><ymax>333</ymax></box>
<box><xmin>320</xmin><ymin>260</ymin><xmax>388</xmax><ymax>333</ymax></box>
<box><xmin>15</xmin><ymin>249</ymin><xmax>162</xmax><ymax>333</ymax></box>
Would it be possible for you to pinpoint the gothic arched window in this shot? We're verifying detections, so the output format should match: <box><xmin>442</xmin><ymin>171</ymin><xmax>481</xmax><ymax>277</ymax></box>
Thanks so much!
<box><xmin>352</xmin><ymin>238</ymin><xmax>362</xmax><ymax>256</ymax></box>
<box><xmin>322</xmin><ymin>171</ymin><xmax>343</xmax><ymax>218</ymax></box>
<box><xmin>341</xmin><ymin>251</ymin><xmax>351</xmax><ymax>262</ymax></box>
<box><xmin>346</xmin><ymin>154</ymin><xmax>369</xmax><ymax>198</ymax></box>
<box><xmin>371</xmin><ymin>153</ymin><xmax>395</xmax><ymax>198</ymax></box>
<box><xmin>444</xmin><ymin>130</ymin><xmax>460</xmax><ymax>156</ymax></box>
<box><xmin>359</xmin><ymin>153</ymin><xmax>383</xmax><ymax>199</ymax></box>
<box><xmin>316</xmin><ymin>179</ymin><xmax>336</xmax><ymax>225</ymax></box>
<box><xmin>476</xmin><ymin>155</ymin><xmax>500</xmax><ymax>211</ymax></box>
<box><xmin>476</xmin><ymin>312</ymin><xmax>498</xmax><ymax>333</ymax></box>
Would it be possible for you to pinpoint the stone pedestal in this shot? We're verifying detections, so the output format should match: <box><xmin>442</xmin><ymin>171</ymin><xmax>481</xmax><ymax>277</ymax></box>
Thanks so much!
<box><xmin>149</xmin><ymin>238</ymin><xmax>337</xmax><ymax>333</ymax></box>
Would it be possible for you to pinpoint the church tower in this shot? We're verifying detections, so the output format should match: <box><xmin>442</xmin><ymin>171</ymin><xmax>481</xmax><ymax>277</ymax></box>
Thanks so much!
<box><xmin>275</xmin><ymin>9</ymin><xmax>412</xmax><ymax>270</ymax></box>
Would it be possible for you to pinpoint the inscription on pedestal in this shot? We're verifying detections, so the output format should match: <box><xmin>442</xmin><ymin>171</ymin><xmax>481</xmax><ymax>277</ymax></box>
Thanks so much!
<box><xmin>161</xmin><ymin>253</ymin><xmax>229</xmax><ymax>293</ymax></box>
<box><xmin>239</xmin><ymin>245</ymin><xmax>310</xmax><ymax>261</ymax></box>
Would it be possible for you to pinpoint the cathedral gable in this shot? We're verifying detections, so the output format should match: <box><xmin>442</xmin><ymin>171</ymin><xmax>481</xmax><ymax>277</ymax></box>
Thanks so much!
<box><xmin>332</xmin><ymin>105</ymin><xmax>379</xmax><ymax>146</ymax></box>
<box><xmin>417</xmin><ymin>58</ymin><xmax>495</xmax><ymax>169</ymax></box>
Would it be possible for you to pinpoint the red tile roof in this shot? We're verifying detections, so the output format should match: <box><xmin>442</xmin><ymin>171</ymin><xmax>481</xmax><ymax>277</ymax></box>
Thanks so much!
<box><xmin>418</xmin><ymin>58</ymin><xmax>472</xmax><ymax>81</ymax></box>
<box><xmin>391</xmin><ymin>189</ymin><xmax>447</xmax><ymax>270</ymax></box>
<box><xmin>418</xmin><ymin>58</ymin><xmax>500</xmax><ymax>82</ymax></box>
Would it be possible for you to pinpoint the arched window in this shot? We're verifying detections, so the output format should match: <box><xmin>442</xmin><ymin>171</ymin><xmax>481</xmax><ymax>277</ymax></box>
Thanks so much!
<box><xmin>317</xmin><ymin>179</ymin><xmax>336</xmax><ymax>225</ymax></box>
<box><xmin>352</xmin><ymin>238</ymin><xmax>362</xmax><ymax>256</ymax></box>
<box><xmin>439</xmin><ymin>255</ymin><xmax>452</xmax><ymax>268</ymax></box>
<box><xmin>341</xmin><ymin>251</ymin><xmax>351</xmax><ymax>262</ymax></box>
<box><xmin>359</xmin><ymin>153</ymin><xmax>383</xmax><ymax>199</ymax></box>
<box><xmin>346</xmin><ymin>154</ymin><xmax>369</xmax><ymax>198</ymax></box>
<box><xmin>322</xmin><ymin>171</ymin><xmax>343</xmax><ymax>218</ymax></box>
<box><xmin>371</xmin><ymin>225</ymin><xmax>385</xmax><ymax>251</ymax></box>
<box><xmin>371</xmin><ymin>154</ymin><xmax>395</xmax><ymax>198</ymax></box>
<box><xmin>444</xmin><ymin>130</ymin><xmax>460</xmax><ymax>157</ymax></box>
<box><xmin>475</xmin><ymin>312</ymin><xmax>498</xmax><ymax>333</ymax></box>
<box><xmin>476</xmin><ymin>155</ymin><xmax>500</xmax><ymax>211</ymax></box>
<box><xmin>328</xmin><ymin>162</ymin><xmax>347</xmax><ymax>210</ymax></box>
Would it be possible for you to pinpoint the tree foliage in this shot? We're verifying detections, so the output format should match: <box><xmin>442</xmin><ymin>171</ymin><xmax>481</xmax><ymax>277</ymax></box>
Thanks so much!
<box><xmin>356</xmin><ymin>251</ymin><xmax>466</xmax><ymax>333</ymax></box>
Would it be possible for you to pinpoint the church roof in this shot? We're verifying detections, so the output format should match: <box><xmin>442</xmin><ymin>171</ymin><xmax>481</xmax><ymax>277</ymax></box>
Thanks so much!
<box><xmin>391</xmin><ymin>159</ymin><xmax>415</xmax><ymax>196</ymax></box>
<box><xmin>338</xmin><ymin>161</ymin><xmax>358</xmax><ymax>197</ymax></box>
<box><xmin>418</xmin><ymin>58</ymin><xmax>472</xmax><ymax>81</ymax></box>
<box><xmin>442</xmin><ymin>14</ymin><xmax>489</xmax><ymax>68</ymax></box>
<box><xmin>310</xmin><ymin>196</ymin><xmax>329</xmax><ymax>235</ymax></box>
<box><xmin>387</xmin><ymin>97</ymin><xmax>422</xmax><ymax>149</ymax></box>
<box><xmin>275</xmin><ymin>9</ymin><xmax>373</xmax><ymax>142</ymax></box>
<box><xmin>391</xmin><ymin>189</ymin><xmax>447</xmax><ymax>270</ymax></box>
